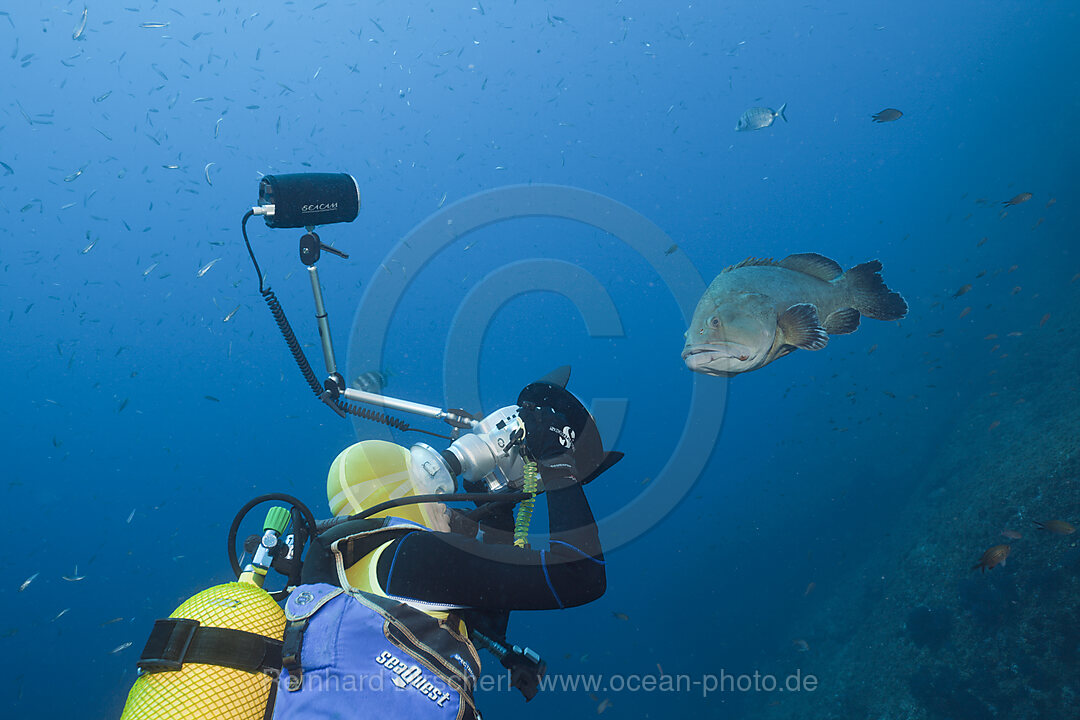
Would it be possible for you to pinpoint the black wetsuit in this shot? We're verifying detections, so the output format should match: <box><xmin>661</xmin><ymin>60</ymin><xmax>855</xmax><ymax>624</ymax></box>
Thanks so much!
<box><xmin>374</xmin><ymin>455</ymin><xmax>605</xmax><ymax>611</ymax></box>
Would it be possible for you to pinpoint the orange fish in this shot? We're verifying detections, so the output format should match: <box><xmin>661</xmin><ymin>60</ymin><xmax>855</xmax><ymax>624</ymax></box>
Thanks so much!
<box><xmin>988</xmin><ymin>420</ymin><xmax>1000</xmax><ymax>431</ymax></box>
<box><xmin>984</xmin><ymin>334</ymin><xmax>998</xmax><ymax>340</ymax></box>
<box><xmin>1045</xmin><ymin>197</ymin><xmax>1056</xmax><ymax>208</ymax></box>
<box><xmin>1033</xmin><ymin>520</ymin><xmax>1075</xmax><ymax>535</ymax></box>
<box><xmin>804</xmin><ymin>581</ymin><xmax>816</xmax><ymax>597</ymax></box>
<box><xmin>1039</xmin><ymin>313</ymin><xmax>1050</xmax><ymax>327</ymax></box>
<box><xmin>958</xmin><ymin>306</ymin><xmax>972</xmax><ymax>319</ymax></box>
<box><xmin>1010</xmin><ymin>286</ymin><xmax>1022</xmax><ymax>295</ymax></box>
<box><xmin>1001</xmin><ymin>529</ymin><xmax>1023</xmax><ymax>540</ymax></box>
<box><xmin>1002</xmin><ymin>192</ymin><xmax>1032</xmax><ymax>207</ymax></box>
<box><xmin>953</xmin><ymin>284</ymin><xmax>973</xmax><ymax>298</ymax></box>
<box><xmin>972</xmin><ymin>544</ymin><xmax>1010</xmax><ymax>573</ymax></box>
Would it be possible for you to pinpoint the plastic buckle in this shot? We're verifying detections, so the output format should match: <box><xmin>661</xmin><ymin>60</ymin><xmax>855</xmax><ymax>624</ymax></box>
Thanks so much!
<box><xmin>137</xmin><ymin>618</ymin><xmax>200</xmax><ymax>673</ymax></box>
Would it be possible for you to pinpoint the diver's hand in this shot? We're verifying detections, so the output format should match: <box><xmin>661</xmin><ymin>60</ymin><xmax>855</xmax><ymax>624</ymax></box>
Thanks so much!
<box><xmin>500</xmin><ymin>645</ymin><xmax>547</xmax><ymax>702</ymax></box>
<box><xmin>518</xmin><ymin>404</ymin><xmax>575</xmax><ymax>461</ymax></box>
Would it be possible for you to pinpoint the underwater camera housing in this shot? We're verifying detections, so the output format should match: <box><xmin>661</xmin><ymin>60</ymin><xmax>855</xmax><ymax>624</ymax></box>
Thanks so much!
<box><xmin>443</xmin><ymin>406</ymin><xmax>527</xmax><ymax>493</ymax></box>
<box><xmin>254</xmin><ymin>173</ymin><xmax>360</xmax><ymax>229</ymax></box>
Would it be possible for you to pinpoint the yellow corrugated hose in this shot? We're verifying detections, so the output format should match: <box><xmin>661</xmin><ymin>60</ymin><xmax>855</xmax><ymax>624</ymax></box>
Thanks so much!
<box><xmin>513</xmin><ymin>461</ymin><xmax>539</xmax><ymax>548</ymax></box>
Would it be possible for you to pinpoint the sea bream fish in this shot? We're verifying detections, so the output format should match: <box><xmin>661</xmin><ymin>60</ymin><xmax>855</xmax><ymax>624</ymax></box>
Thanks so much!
<box><xmin>682</xmin><ymin>253</ymin><xmax>907</xmax><ymax>376</ymax></box>
<box><xmin>736</xmin><ymin>103</ymin><xmax>787</xmax><ymax>131</ymax></box>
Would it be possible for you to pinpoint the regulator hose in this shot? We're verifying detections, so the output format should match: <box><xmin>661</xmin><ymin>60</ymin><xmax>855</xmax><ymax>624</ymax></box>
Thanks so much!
<box><xmin>227</xmin><ymin>492</ymin><xmax>318</xmax><ymax>581</ymax></box>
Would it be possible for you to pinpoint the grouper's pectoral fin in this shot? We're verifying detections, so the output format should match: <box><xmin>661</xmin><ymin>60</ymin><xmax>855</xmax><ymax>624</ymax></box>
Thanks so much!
<box><xmin>823</xmin><ymin>307</ymin><xmax>861</xmax><ymax>335</ymax></box>
<box><xmin>777</xmin><ymin>303</ymin><xmax>829</xmax><ymax>350</ymax></box>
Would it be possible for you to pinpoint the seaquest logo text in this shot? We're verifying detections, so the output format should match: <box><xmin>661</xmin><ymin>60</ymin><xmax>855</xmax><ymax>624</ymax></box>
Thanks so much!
<box><xmin>375</xmin><ymin>650</ymin><xmax>453</xmax><ymax>707</ymax></box>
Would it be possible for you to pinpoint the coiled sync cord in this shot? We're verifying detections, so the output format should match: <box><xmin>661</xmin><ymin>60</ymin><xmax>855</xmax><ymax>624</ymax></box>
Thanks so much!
<box><xmin>242</xmin><ymin>210</ymin><xmax>449</xmax><ymax>438</ymax></box>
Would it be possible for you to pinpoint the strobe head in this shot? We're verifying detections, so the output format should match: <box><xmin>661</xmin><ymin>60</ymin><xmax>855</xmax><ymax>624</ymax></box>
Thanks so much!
<box><xmin>255</xmin><ymin>173</ymin><xmax>360</xmax><ymax>229</ymax></box>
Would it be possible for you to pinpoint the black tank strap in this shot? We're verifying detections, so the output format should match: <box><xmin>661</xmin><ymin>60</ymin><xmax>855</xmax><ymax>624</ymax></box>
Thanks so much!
<box><xmin>281</xmin><ymin>618</ymin><xmax>310</xmax><ymax>691</ymax></box>
<box><xmin>137</xmin><ymin>618</ymin><xmax>282</xmax><ymax>676</ymax></box>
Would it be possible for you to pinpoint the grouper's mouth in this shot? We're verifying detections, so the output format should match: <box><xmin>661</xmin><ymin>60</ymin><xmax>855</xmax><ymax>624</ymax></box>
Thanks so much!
<box><xmin>681</xmin><ymin>342</ymin><xmax>755</xmax><ymax>373</ymax></box>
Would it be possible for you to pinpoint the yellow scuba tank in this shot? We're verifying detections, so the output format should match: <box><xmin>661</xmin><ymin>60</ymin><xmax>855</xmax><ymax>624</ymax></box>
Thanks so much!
<box><xmin>121</xmin><ymin>507</ymin><xmax>291</xmax><ymax>720</ymax></box>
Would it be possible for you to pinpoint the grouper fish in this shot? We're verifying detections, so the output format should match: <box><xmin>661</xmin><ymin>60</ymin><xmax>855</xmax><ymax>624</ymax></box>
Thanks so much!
<box><xmin>682</xmin><ymin>253</ymin><xmax>908</xmax><ymax>376</ymax></box>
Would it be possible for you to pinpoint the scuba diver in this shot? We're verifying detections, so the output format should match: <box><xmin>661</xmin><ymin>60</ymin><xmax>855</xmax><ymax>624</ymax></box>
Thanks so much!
<box><xmin>119</xmin><ymin>174</ymin><xmax>622</xmax><ymax>719</ymax></box>
<box><xmin>272</xmin><ymin>379</ymin><xmax>616</xmax><ymax>719</ymax></box>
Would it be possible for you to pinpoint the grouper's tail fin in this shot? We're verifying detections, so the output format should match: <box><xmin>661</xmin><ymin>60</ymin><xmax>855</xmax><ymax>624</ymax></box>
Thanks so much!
<box><xmin>841</xmin><ymin>260</ymin><xmax>908</xmax><ymax>321</ymax></box>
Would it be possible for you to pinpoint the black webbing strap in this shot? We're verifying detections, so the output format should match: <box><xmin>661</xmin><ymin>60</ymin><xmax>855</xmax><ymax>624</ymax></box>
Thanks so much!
<box><xmin>137</xmin><ymin>618</ymin><xmax>282</xmax><ymax>676</ymax></box>
<box><xmin>281</xmin><ymin>618</ymin><xmax>309</xmax><ymax>691</ymax></box>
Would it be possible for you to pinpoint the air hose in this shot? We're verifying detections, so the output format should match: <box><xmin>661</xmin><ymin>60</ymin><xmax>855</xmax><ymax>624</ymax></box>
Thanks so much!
<box><xmin>513</xmin><ymin>461</ymin><xmax>540</xmax><ymax>548</ymax></box>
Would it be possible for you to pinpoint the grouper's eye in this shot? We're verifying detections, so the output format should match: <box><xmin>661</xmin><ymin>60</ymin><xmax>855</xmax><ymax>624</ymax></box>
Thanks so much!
<box><xmin>708</xmin><ymin>316</ymin><xmax>721</xmax><ymax>329</ymax></box>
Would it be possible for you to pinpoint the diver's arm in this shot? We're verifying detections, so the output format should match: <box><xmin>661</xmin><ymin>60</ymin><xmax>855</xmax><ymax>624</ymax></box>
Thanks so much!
<box><xmin>537</xmin><ymin>452</ymin><xmax>603</xmax><ymax>562</ymax></box>
<box><xmin>374</xmin><ymin>473</ymin><xmax>605</xmax><ymax>610</ymax></box>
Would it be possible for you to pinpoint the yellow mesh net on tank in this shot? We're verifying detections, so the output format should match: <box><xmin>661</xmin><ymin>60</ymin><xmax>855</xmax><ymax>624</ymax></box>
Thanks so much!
<box><xmin>121</xmin><ymin>582</ymin><xmax>285</xmax><ymax>720</ymax></box>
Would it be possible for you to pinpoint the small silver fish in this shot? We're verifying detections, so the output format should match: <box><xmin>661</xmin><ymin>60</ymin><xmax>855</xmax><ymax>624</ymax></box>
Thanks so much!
<box><xmin>81</xmin><ymin>238</ymin><xmax>97</xmax><ymax>254</ymax></box>
<box><xmin>72</xmin><ymin>8</ymin><xmax>88</xmax><ymax>40</ymax></box>
<box><xmin>110</xmin><ymin>642</ymin><xmax>133</xmax><ymax>654</ymax></box>
<box><xmin>139</xmin><ymin>22</ymin><xmax>169</xmax><ymax>29</ymax></box>
<box><xmin>52</xmin><ymin>608</ymin><xmax>71</xmax><ymax>622</ymax></box>
<box><xmin>736</xmin><ymin>103</ymin><xmax>787</xmax><ymax>132</ymax></box>
<box><xmin>204</xmin><ymin>162</ymin><xmax>215</xmax><ymax>186</ymax></box>
<box><xmin>62</xmin><ymin>563</ymin><xmax>85</xmax><ymax>581</ymax></box>
<box><xmin>196</xmin><ymin>258</ymin><xmax>221</xmax><ymax>278</ymax></box>
<box><xmin>19</xmin><ymin>572</ymin><xmax>39</xmax><ymax>592</ymax></box>
<box><xmin>142</xmin><ymin>262</ymin><xmax>158</xmax><ymax>277</ymax></box>
<box><xmin>126</xmin><ymin>508</ymin><xmax>136</xmax><ymax>523</ymax></box>
<box><xmin>222</xmin><ymin>305</ymin><xmax>240</xmax><ymax>323</ymax></box>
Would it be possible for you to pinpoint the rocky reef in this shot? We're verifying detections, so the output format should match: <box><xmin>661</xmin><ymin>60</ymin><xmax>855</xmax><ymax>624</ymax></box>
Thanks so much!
<box><xmin>762</xmin><ymin>319</ymin><xmax>1080</xmax><ymax>720</ymax></box>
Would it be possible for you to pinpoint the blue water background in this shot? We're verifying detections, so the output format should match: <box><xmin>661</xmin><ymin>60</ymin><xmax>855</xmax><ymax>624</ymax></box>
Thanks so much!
<box><xmin>1</xmin><ymin>1</ymin><xmax>1077</xmax><ymax>717</ymax></box>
